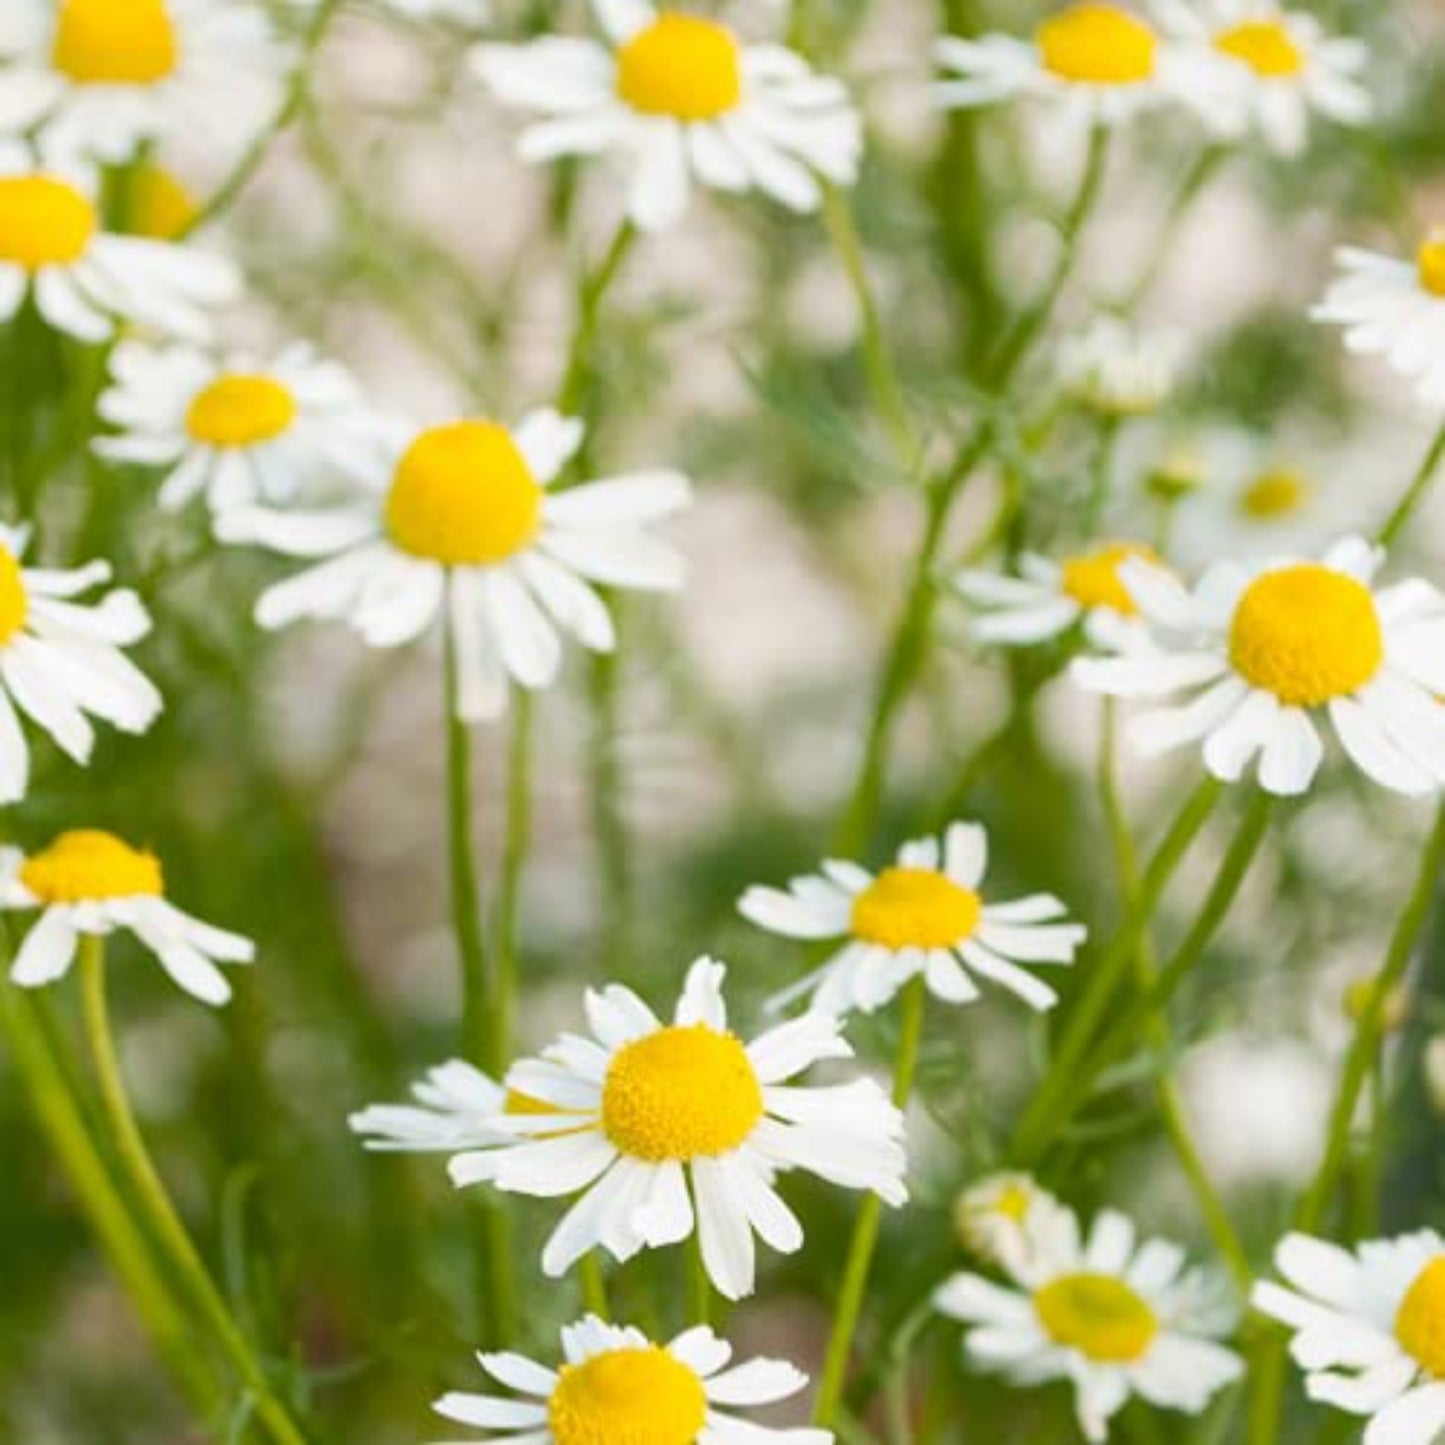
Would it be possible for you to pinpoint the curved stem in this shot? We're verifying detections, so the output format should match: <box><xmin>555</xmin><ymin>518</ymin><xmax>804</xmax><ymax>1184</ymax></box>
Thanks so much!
<box><xmin>493</xmin><ymin>690</ymin><xmax>534</xmax><ymax>1074</ymax></box>
<box><xmin>813</xmin><ymin>979</ymin><xmax>927</xmax><ymax>1428</ymax></box>
<box><xmin>1378</xmin><ymin>422</ymin><xmax>1445</xmax><ymax>548</ymax></box>
<box><xmin>558</xmin><ymin>221</ymin><xmax>637</xmax><ymax>418</ymax></box>
<box><xmin>79</xmin><ymin>937</ymin><xmax>312</xmax><ymax>1445</ymax></box>
<box><xmin>579</xmin><ymin>1252</ymin><xmax>611</xmax><ymax>1320</ymax></box>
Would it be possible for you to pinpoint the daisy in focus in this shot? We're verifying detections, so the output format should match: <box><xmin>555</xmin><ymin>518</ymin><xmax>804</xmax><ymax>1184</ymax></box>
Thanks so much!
<box><xmin>1253</xmin><ymin>1230</ymin><xmax>1445</xmax><ymax>1443</ymax></box>
<box><xmin>739</xmin><ymin>821</ymin><xmax>1087</xmax><ymax>1016</ymax></box>
<box><xmin>94</xmin><ymin>340</ymin><xmax>391</xmax><ymax>518</ymax></box>
<box><xmin>1158</xmin><ymin>0</ymin><xmax>1370</xmax><ymax>155</ymax></box>
<box><xmin>448</xmin><ymin>956</ymin><xmax>908</xmax><ymax>1301</ymax></box>
<box><xmin>350</xmin><ymin>1060</ymin><xmax>507</xmax><ymax>1153</ymax></box>
<box><xmin>1313</xmin><ymin>234</ymin><xmax>1445</xmax><ymax>407</ymax></box>
<box><xmin>435</xmin><ymin>1314</ymin><xmax>830</xmax><ymax>1444</ymax></box>
<box><xmin>934</xmin><ymin>3</ymin><xmax>1197</xmax><ymax>129</ymax></box>
<box><xmin>1073</xmin><ymin>537</ymin><xmax>1445</xmax><ymax>797</ymax></box>
<box><xmin>216</xmin><ymin>409</ymin><xmax>689</xmax><ymax>721</ymax></box>
<box><xmin>0</xmin><ymin>143</ymin><xmax>237</xmax><ymax>343</ymax></box>
<box><xmin>955</xmin><ymin>542</ymin><xmax>1159</xmax><ymax>649</ymax></box>
<box><xmin>0</xmin><ymin>830</ymin><xmax>254</xmax><ymax>1005</ymax></box>
<box><xmin>473</xmin><ymin>2</ymin><xmax>862</xmax><ymax>232</ymax></box>
<box><xmin>0</xmin><ymin>0</ymin><xmax>283</xmax><ymax>167</ymax></box>
<box><xmin>0</xmin><ymin>524</ymin><xmax>162</xmax><ymax>803</ymax></box>
<box><xmin>936</xmin><ymin>1206</ymin><xmax>1243</xmax><ymax>1443</ymax></box>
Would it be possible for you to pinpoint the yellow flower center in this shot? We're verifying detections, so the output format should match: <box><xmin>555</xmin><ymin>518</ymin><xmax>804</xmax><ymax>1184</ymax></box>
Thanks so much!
<box><xmin>993</xmin><ymin>1182</ymin><xmax>1034</xmax><ymax>1222</ymax></box>
<box><xmin>1036</xmin><ymin>4</ymin><xmax>1158</xmax><ymax>85</ymax></box>
<box><xmin>0</xmin><ymin>176</ymin><xmax>98</xmax><ymax>271</ymax></box>
<box><xmin>1343</xmin><ymin>977</ymin><xmax>1411</xmax><ymax>1033</ymax></box>
<box><xmin>52</xmin><ymin>0</ymin><xmax>180</xmax><ymax>85</ymax></box>
<box><xmin>616</xmin><ymin>12</ymin><xmax>743</xmax><ymax>121</ymax></box>
<box><xmin>1396</xmin><ymin>1257</ymin><xmax>1445</xmax><ymax>1377</ymax></box>
<box><xmin>1060</xmin><ymin>543</ymin><xmax>1155</xmax><ymax>615</ymax></box>
<box><xmin>1240</xmin><ymin>469</ymin><xmax>1310</xmax><ymax>520</ymax></box>
<box><xmin>1228</xmin><ymin>564</ymin><xmax>1383</xmax><ymax>708</ymax></box>
<box><xmin>601</xmin><ymin>1024</ymin><xmax>763</xmax><ymax>1162</ymax></box>
<box><xmin>1418</xmin><ymin>232</ymin><xmax>1445</xmax><ymax>299</ymax></box>
<box><xmin>384</xmin><ymin>421</ymin><xmax>543</xmax><ymax>567</ymax></box>
<box><xmin>0</xmin><ymin>547</ymin><xmax>29</xmax><ymax>646</ymax></box>
<box><xmin>130</xmin><ymin>164</ymin><xmax>196</xmax><ymax>240</ymax></box>
<box><xmin>1035</xmin><ymin>1273</ymin><xmax>1158</xmax><ymax>1363</ymax></box>
<box><xmin>19</xmin><ymin>831</ymin><xmax>164</xmax><ymax>904</ymax></box>
<box><xmin>851</xmin><ymin>867</ymin><xmax>982</xmax><ymax>950</ymax></box>
<box><xmin>1214</xmin><ymin>20</ymin><xmax>1304</xmax><ymax>77</ymax></box>
<box><xmin>185</xmin><ymin>375</ymin><xmax>298</xmax><ymax>449</ymax></box>
<box><xmin>547</xmin><ymin>1347</ymin><xmax>707</xmax><ymax>1445</ymax></box>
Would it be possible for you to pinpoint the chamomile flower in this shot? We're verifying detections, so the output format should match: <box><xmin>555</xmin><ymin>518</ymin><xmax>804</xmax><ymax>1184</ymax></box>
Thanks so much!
<box><xmin>1313</xmin><ymin>236</ymin><xmax>1445</xmax><ymax>407</ymax></box>
<box><xmin>1073</xmin><ymin>537</ymin><xmax>1445</xmax><ymax>797</ymax></box>
<box><xmin>740</xmin><ymin>822</ymin><xmax>1087</xmax><ymax>1017</ymax></box>
<box><xmin>0</xmin><ymin>0</ymin><xmax>283</xmax><ymax>167</ymax></box>
<box><xmin>1253</xmin><ymin>1230</ymin><xmax>1445</xmax><ymax>1443</ymax></box>
<box><xmin>215</xmin><ymin>409</ymin><xmax>689</xmax><ymax>722</ymax></box>
<box><xmin>0</xmin><ymin>143</ymin><xmax>237</xmax><ymax>344</ymax></box>
<box><xmin>472</xmin><ymin>2</ymin><xmax>862</xmax><ymax>232</ymax></box>
<box><xmin>0</xmin><ymin>831</ymin><xmax>254</xmax><ymax>1005</ymax></box>
<box><xmin>94</xmin><ymin>340</ymin><xmax>391</xmax><ymax>518</ymax></box>
<box><xmin>955</xmin><ymin>1172</ymin><xmax>1069</xmax><ymax>1273</ymax></box>
<box><xmin>934</xmin><ymin>3</ymin><xmax>1197</xmax><ymax>129</ymax></box>
<box><xmin>1057</xmin><ymin>317</ymin><xmax>1183</xmax><ymax>419</ymax></box>
<box><xmin>349</xmin><ymin>1060</ymin><xmax>506</xmax><ymax>1153</ymax></box>
<box><xmin>0</xmin><ymin>524</ymin><xmax>162</xmax><ymax>803</ymax></box>
<box><xmin>955</xmin><ymin>543</ymin><xmax>1159</xmax><ymax>649</ymax></box>
<box><xmin>435</xmin><ymin>1315</ymin><xmax>830</xmax><ymax>1444</ymax></box>
<box><xmin>448</xmin><ymin>957</ymin><xmax>908</xmax><ymax>1301</ymax></box>
<box><xmin>936</xmin><ymin>1206</ymin><xmax>1243</xmax><ymax>1443</ymax></box>
<box><xmin>1157</xmin><ymin>0</ymin><xmax>1370</xmax><ymax>155</ymax></box>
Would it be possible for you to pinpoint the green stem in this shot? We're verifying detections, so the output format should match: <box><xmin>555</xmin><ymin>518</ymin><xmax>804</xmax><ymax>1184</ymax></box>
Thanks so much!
<box><xmin>1378</xmin><ymin>422</ymin><xmax>1445</xmax><ymax>548</ymax></box>
<box><xmin>813</xmin><ymin>979</ymin><xmax>927</xmax><ymax>1427</ymax></box>
<box><xmin>587</xmin><ymin>646</ymin><xmax>631</xmax><ymax>970</ymax></box>
<box><xmin>558</xmin><ymin>221</ymin><xmax>637</xmax><ymax>417</ymax></box>
<box><xmin>493</xmin><ymin>690</ymin><xmax>534</xmax><ymax>1075</ymax></box>
<box><xmin>579</xmin><ymin>1252</ymin><xmax>610</xmax><ymax>1320</ymax></box>
<box><xmin>1115</xmin><ymin>146</ymin><xmax>1225</xmax><ymax>313</ymax></box>
<box><xmin>78</xmin><ymin>938</ymin><xmax>312</xmax><ymax>1445</ymax></box>
<box><xmin>689</xmin><ymin>1233</ymin><xmax>712</xmax><ymax>1327</ymax></box>
<box><xmin>1010</xmin><ymin>774</ymin><xmax>1224</xmax><ymax>1164</ymax></box>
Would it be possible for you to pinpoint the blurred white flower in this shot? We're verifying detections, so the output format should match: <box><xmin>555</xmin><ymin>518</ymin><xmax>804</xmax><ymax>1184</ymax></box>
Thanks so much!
<box><xmin>448</xmin><ymin>957</ymin><xmax>908</xmax><ymax>1301</ymax></box>
<box><xmin>435</xmin><ymin>1314</ymin><xmax>829</xmax><ymax>1443</ymax></box>
<box><xmin>739</xmin><ymin>820</ymin><xmax>1087</xmax><ymax>1016</ymax></box>
<box><xmin>1057</xmin><ymin>317</ymin><xmax>1183</xmax><ymax>417</ymax></box>
<box><xmin>473</xmin><ymin>1</ymin><xmax>862</xmax><ymax>232</ymax></box>
<box><xmin>1074</xmin><ymin>537</ymin><xmax>1445</xmax><ymax>796</ymax></box>
<box><xmin>95</xmin><ymin>339</ymin><xmax>393</xmax><ymax>518</ymax></box>
<box><xmin>1254</xmin><ymin>1230</ymin><xmax>1445</xmax><ymax>1444</ymax></box>
<box><xmin>217</xmin><ymin>409</ymin><xmax>689</xmax><ymax>721</ymax></box>
<box><xmin>955</xmin><ymin>1172</ymin><xmax>1071</xmax><ymax>1274</ymax></box>
<box><xmin>937</xmin><ymin>1205</ymin><xmax>1242</xmax><ymax>1443</ymax></box>
<box><xmin>0</xmin><ymin>831</ymin><xmax>254</xmax><ymax>1005</ymax></box>
<box><xmin>0</xmin><ymin>143</ymin><xmax>237</xmax><ymax>343</ymax></box>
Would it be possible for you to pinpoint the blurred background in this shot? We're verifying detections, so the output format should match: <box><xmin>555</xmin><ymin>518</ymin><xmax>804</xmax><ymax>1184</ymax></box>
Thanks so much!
<box><xmin>4</xmin><ymin>0</ymin><xmax>1445</xmax><ymax>1440</ymax></box>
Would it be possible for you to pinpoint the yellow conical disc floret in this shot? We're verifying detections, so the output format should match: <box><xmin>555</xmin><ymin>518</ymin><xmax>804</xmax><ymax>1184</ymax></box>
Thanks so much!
<box><xmin>547</xmin><ymin>1346</ymin><xmax>707</xmax><ymax>1445</ymax></box>
<box><xmin>1036</xmin><ymin>5</ymin><xmax>1157</xmax><ymax>85</ymax></box>
<box><xmin>0</xmin><ymin>547</ymin><xmax>28</xmax><ymax>646</ymax></box>
<box><xmin>0</xmin><ymin>176</ymin><xmax>98</xmax><ymax>271</ymax></box>
<box><xmin>1215</xmin><ymin>20</ymin><xmax>1303</xmax><ymax>77</ymax></box>
<box><xmin>1396</xmin><ymin>1257</ymin><xmax>1445</xmax><ymax>1378</ymax></box>
<box><xmin>616</xmin><ymin>13</ymin><xmax>743</xmax><ymax>121</ymax></box>
<box><xmin>850</xmin><ymin>867</ymin><xmax>982</xmax><ymax>950</ymax></box>
<box><xmin>52</xmin><ymin>0</ymin><xmax>180</xmax><ymax>85</ymax></box>
<box><xmin>20</xmin><ymin>831</ymin><xmax>165</xmax><ymax>903</ymax></box>
<box><xmin>1035</xmin><ymin>1273</ymin><xmax>1158</xmax><ymax>1362</ymax></box>
<box><xmin>186</xmin><ymin>376</ymin><xmax>298</xmax><ymax>448</ymax></box>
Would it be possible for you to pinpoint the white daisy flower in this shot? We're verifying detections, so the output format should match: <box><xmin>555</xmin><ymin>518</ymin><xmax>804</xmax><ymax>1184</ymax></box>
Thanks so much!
<box><xmin>435</xmin><ymin>1314</ymin><xmax>830</xmax><ymax>1443</ymax></box>
<box><xmin>448</xmin><ymin>956</ymin><xmax>908</xmax><ymax>1302</ymax></box>
<box><xmin>936</xmin><ymin>1206</ymin><xmax>1243</xmax><ymax>1443</ymax></box>
<box><xmin>1253</xmin><ymin>1230</ymin><xmax>1445</xmax><ymax>1444</ymax></box>
<box><xmin>0</xmin><ymin>524</ymin><xmax>162</xmax><ymax>803</ymax></box>
<box><xmin>955</xmin><ymin>542</ymin><xmax>1160</xmax><ymax>649</ymax></box>
<box><xmin>472</xmin><ymin>1</ymin><xmax>862</xmax><ymax>232</ymax></box>
<box><xmin>933</xmin><ymin>3</ymin><xmax>1201</xmax><ymax>129</ymax></box>
<box><xmin>741</xmin><ymin>822</ymin><xmax>1087</xmax><ymax>1017</ymax></box>
<box><xmin>215</xmin><ymin>409</ymin><xmax>689</xmax><ymax>722</ymax></box>
<box><xmin>0</xmin><ymin>143</ymin><xmax>237</xmax><ymax>344</ymax></box>
<box><xmin>0</xmin><ymin>0</ymin><xmax>283</xmax><ymax>168</ymax></box>
<box><xmin>1073</xmin><ymin>537</ymin><xmax>1445</xmax><ymax>797</ymax></box>
<box><xmin>350</xmin><ymin>1060</ymin><xmax>507</xmax><ymax>1153</ymax></box>
<box><xmin>1157</xmin><ymin>0</ymin><xmax>1370</xmax><ymax>155</ymax></box>
<box><xmin>1313</xmin><ymin>236</ymin><xmax>1445</xmax><ymax>407</ymax></box>
<box><xmin>954</xmin><ymin>1172</ymin><xmax>1071</xmax><ymax>1274</ymax></box>
<box><xmin>1057</xmin><ymin>317</ymin><xmax>1183</xmax><ymax>418</ymax></box>
<box><xmin>94</xmin><ymin>339</ymin><xmax>392</xmax><ymax>518</ymax></box>
<box><xmin>0</xmin><ymin>830</ymin><xmax>255</xmax><ymax>1006</ymax></box>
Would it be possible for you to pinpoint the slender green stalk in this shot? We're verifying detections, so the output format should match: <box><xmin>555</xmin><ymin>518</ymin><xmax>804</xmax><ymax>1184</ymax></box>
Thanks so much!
<box><xmin>1097</xmin><ymin>704</ymin><xmax>1251</xmax><ymax>1291</ymax></box>
<box><xmin>78</xmin><ymin>938</ymin><xmax>312</xmax><ymax>1445</ymax></box>
<box><xmin>579</xmin><ymin>1252</ymin><xmax>610</xmax><ymax>1320</ymax></box>
<box><xmin>1249</xmin><ymin>803</ymin><xmax>1445</xmax><ymax>1445</ymax></box>
<box><xmin>558</xmin><ymin>221</ymin><xmax>638</xmax><ymax>417</ymax></box>
<box><xmin>813</xmin><ymin>979</ymin><xmax>927</xmax><ymax>1427</ymax></box>
<box><xmin>1010</xmin><ymin>774</ymin><xmax>1224</xmax><ymax>1164</ymax></box>
<box><xmin>586</xmin><ymin>646</ymin><xmax>632</xmax><ymax>969</ymax></box>
<box><xmin>493</xmin><ymin>690</ymin><xmax>534</xmax><ymax>1074</ymax></box>
<box><xmin>1115</xmin><ymin>146</ymin><xmax>1225</xmax><ymax>312</ymax></box>
<box><xmin>0</xmin><ymin>979</ymin><xmax>221</xmax><ymax>1414</ymax></box>
<box><xmin>821</xmin><ymin>184</ymin><xmax>918</xmax><ymax>467</ymax></box>
<box><xmin>1378</xmin><ymin>421</ymin><xmax>1445</xmax><ymax>548</ymax></box>
<box><xmin>688</xmin><ymin>1233</ymin><xmax>712</xmax><ymax>1327</ymax></box>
